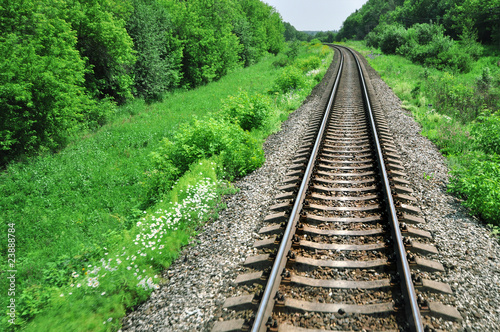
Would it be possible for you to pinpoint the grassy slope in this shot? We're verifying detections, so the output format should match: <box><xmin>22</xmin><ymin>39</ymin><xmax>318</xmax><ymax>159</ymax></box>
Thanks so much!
<box><xmin>0</xmin><ymin>56</ymin><xmax>278</xmax><ymax>329</ymax></box>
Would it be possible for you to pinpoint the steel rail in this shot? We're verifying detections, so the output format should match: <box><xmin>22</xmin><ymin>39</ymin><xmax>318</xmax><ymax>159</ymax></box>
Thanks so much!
<box><xmin>347</xmin><ymin>46</ymin><xmax>424</xmax><ymax>332</ymax></box>
<box><xmin>251</xmin><ymin>47</ymin><xmax>345</xmax><ymax>332</ymax></box>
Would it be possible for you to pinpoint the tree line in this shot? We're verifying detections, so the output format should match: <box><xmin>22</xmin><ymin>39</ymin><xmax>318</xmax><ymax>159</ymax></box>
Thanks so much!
<box><xmin>282</xmin><ymin>23</ymin><xmax>337</xmax><ymax>43</ymax></box>
<box><xmin>0</xmin><ymin>0</ymin><xmax>286</xmax><ymax>166</ymax></box>
<box><xmin>337</xmin><ymin>0</ymin><xmax>499</xmax><ymax>45</ymax></box>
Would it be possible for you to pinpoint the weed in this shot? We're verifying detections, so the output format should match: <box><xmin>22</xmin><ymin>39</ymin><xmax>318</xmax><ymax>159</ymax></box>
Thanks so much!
<box><xmin>489</xmin><ymin>224</ymin><xmax>500</xmax><ymax>240</ymax></box>
<box><xmin>219</xmin><ymin>90</ymin><xmax>273</xmax><ymax>131</ymax></box>
<box><xmin>423</xmin><ymin>172</ymin><xmax>434</xmax><ymax>181</ymax></box>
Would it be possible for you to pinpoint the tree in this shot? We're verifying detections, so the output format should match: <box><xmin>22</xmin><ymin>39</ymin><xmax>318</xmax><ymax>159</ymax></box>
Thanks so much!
<box><xmin>0</xmin><ymin>0</ymin><xmax>97</xmax><ymax>164</ymax></box>
<box><xmin>65</xmin><ymin>0</ymin><xmax>136</xmax><ymax>103</ymax></box>
<box><xmin>450</xmin><ymin>0</ymin><xmax>500</xmax><ymax>44</ymax></box>
<box><xmin>165</xmin><ymin>0</ymin><xmax>241</xmax><ymax>87</ymax></box>
<box><xmin>126</xmin><ymin>0</ymin><xmax>182</xmax><ymax>101</ymax></box>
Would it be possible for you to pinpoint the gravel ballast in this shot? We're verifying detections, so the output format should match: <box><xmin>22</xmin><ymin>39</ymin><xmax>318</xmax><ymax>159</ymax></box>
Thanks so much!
<box><xmin>122</xmin><ymin>52</ymin><xmax>500</xmax><ymax>332</ymax></box>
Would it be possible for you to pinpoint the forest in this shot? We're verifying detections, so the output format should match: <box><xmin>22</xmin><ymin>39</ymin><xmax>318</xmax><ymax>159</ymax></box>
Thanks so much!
<box><xmin>0</xmin><ymin>0</ymin><xmax>285</xmax><ymax>166</ymax></box>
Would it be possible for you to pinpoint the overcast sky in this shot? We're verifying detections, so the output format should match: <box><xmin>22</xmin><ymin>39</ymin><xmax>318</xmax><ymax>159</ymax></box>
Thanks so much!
<box><xmin>263</xmin><ymin>0</ymin><xmax>369</xmax><ymax>31</ymax></box>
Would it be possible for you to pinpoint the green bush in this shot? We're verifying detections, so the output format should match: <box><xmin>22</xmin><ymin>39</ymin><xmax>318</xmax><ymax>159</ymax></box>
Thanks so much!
<box><xmin>436</xmin><ymin>44</ymin><xmax>473</xmax><ymax>73</ymax></box>
<box><xmin>66</xmin><ymin>0</ymin><xmax>136</xmax><ymax>103</ymax></box>
<box><xmin>471</xmin><ymin>111</ymin><xmax>500</xmax><ymax>155</ymax></box>
<box><xmin>449</xmin><ymin>154</ymin><xmax>500</xmax><ymax>224</ymax></box>
<box><xmin>398</xmin><ymin>25</ymin><xmax>455</xmax><ymax>67</ymax></box>
<box><xmin>147</xmin><ymin>117</ymin><xmax>264</xmax><ymax>198</ymax></box>
<box><xmin>403</xmin><ymin>25</ymin><xmax>473</xmax><ymax>73</ymax></box>
<box><xmin>286</xmin><ymin>40</ymin><xmax>301</xmax><ymax>60</ymax></box>
<box><xmin>146</xmin><ymin>145</ymin><xmax>180</xmax><ymax>203</ymax></box>
<box><xmin>379</xmin><ymin>24</ymin><xmax>407</xmax><ymax>54</ymax></box>
<box><xmin>220</xmin><ymin>90</ymin><xmax>273</xmax><ymax>131</ymax></box>
<box><xmin>272</xmin><ymin>56</ymin><xmax>290</xmax><ymax>68</ymax></box>
<box><xmin>413</xmin><ymin>23</ymin><xmax>441</xmax><ymax>45</ymax></box>
<box><xmin>295</xmin><ymin>56</ymin><xmax>321</xmax><ymax>73</ymax></box>
<box><xmin>237</xmin><ymin>0</ymin><xmax>285</xmax><ymax>63</ymax></box>
<box><xmin>167</xmin><ymin>0</ymin><xmax>242</xmax><ymax>87</ymax></box>
<box><xmin>365</xmin><ymin>30</ymin><xmax>381</xmax><ymax>49</ymax></box>
<box><xmin>370</xmin><ymin>23</ymin><xmax>477</xmax><ymax>73</ymax></box>
<box><xmin>274</xmin><ymin>66</ymin><xmax>306</xmax><ymax>92</ymax></box>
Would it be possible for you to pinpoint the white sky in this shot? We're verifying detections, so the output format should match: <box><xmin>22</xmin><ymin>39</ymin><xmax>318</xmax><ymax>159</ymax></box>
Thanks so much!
<box><xmin>263</xmin><ymin>0</ymin><xmax>369</xmax><ymax>31</ymax></box>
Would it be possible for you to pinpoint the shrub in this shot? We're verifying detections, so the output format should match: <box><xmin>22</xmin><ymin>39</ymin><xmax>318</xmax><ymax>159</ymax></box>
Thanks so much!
<box><xmin>66</xmin><ymin>0</ymin><xmax>136</xmax><ymax>103</ymax></box>
<box><xmin>295</xmin><ymin>56</ymin><xmax>321</xmax><ymax>73</ymax></box>
<box><xmin>220</xmin><ymin>90</ymin><xmax>273</xmax><ymax>131</ymax></box>
<box><xmin>273</xmin><ymin>56</ymin><xmax>290</xmax><ymax>68</ymax></box>
<box><xmin>379</xmin><ymin>24</ymin><xmax>407</xmax><ymax>54</ymax></box>
<box><xmin>274</xmin><ymin>66</ymin><xmax>306</xmax><ymax>92</ymax></box>
<box><xmin>398</xmin><ymin>25</ymin><xmax>455</xmax><ymax>67</ymax></box>
<box><xmin>371</xmin><ymin>23</ymin><xmax>475</xmax><ymax>73</ymax></box>
<box><xmin>413</xmin><ymin>23</ymin><xmax>442</xmax><ymax>45</ymax></box>
<box><xmin>0</xmin><ymin>1</ymin><xmax>98</xmax><ymax>164</ymax></box>
<box><xmin>436</xmin><ymin>44</ymin><xmax>473</xmax><ymax>73</ymax></box>
<box><xmin>471</xmin><ymin>111</ymin><xmax>500</xmax><ymax>155</ymax></box>
<box><xmin>146</xmin><ymin>146</ymin><xmax>180</xmax><ymax>203</ymax></box>
<box><xmin>169</xmin><ymin>0</ymin><xmax>242</xmax><ymax>87</ymax></box>
<box><xmin>146</xmin><ymin>117</ymin><xmax>265</xmax><ymax>199</ymax></box>
<box><xmin>476</xmin><ymin>67</ymin><xmax>493</xmax><ymax>94</ymax></box>
<box><xmin>365</xmin><ymin>30</ymin><xmax>381</xmax><ymax>49</ymax></box>
<box><xmin>449</xmin><ymin>154</ymin><xmax>500</xmax><ymax>224</ymax></box>
<box><xmin>286</xmin><ymin>40</ymin><xmax>301</xmax><ymax>60</ymax></box>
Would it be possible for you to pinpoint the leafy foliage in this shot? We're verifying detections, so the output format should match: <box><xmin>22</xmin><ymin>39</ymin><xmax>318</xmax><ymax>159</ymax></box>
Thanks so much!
<box><xmin>378</xmin><ymin>24</ymin><xmax>407</xmax><ymax>54</ymax></box>
<box><xmin>449</xmin><ymin>154</ymin><xmax>500</xmax><ymax>222</ymax></box>
<box><xmin>274</xmin><ymin>66</ymin><xmax>306</xmax><ymax>92</ymax></box>
<box><xmin>338</xmin><ymin>0</ymin><xmax>500</xmax><ymax>46</ymax></box>
<box><xmin>295</xmin><ymin>56</ymin><xmax>322</xmax><ymax>73</ymax></box>
<box><xmin>166</xmin><ymin>0</ymin><xmax>241</xmax><ymax>87</ymax></box>
<box><xmin>337</xmin><ymin>0</ymin><xmax>403</xmax><ymax>41</ymax></box>
<box><xmin>0</xmin><ymin>0</ymin><xmax>99</xmax><ymax>163</ymax></box>
<box><xmin>472</xmin><ymin>111</ymin><xmax>500</xmax><ymax>154</ymax></box>
<box><xmin>66</xmin><ymin>0</ymin><xmax>136</xmax><ymax>102</ymax></box>
<box><xmin>147</xmin><ymin>117</ymin><xmax>265</xmax><ymax>198</ymax></box>
<box><xmin>219</xmin><ymin>90</ymin><xmax>273</xmax><ymax>131</ymax></box>
<box><xmin>126</xmin><ymin>0</ymin><xmax>182</xmax><ymax>101</ymax></box>
<box><xmin>367</xmin><ymin>22</ymin><xmax>479</xmax><ymax>73</ymax></box>
<box><xmin>0</xmin><ymin>0</ymin><xmax>288</xmax><ymax>165</ymax></box>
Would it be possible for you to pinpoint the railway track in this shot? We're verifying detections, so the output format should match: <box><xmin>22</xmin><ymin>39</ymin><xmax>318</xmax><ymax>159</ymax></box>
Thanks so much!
<box><xmin>213</xmin><ymin>46</ymin><xmax>462</xmax><ymax>332</ymax></box>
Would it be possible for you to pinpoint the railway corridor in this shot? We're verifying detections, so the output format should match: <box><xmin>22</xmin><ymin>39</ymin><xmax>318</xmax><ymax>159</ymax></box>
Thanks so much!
<box><xmin>214</xmin><ymin>46</ymin><xmax>461</xmax><ymax>332</ymax></box>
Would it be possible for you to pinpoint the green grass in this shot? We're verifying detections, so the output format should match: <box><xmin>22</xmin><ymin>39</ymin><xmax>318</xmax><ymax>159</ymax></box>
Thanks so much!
<box><xmin>0</xmin><ymin>42</ymin><xmax>334</xmax><ymax>330</ymax></box>
<box><xmin>344</xmin><ymin>40</ymin><xmax>500</xmax><ymax>229</ymax></box>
